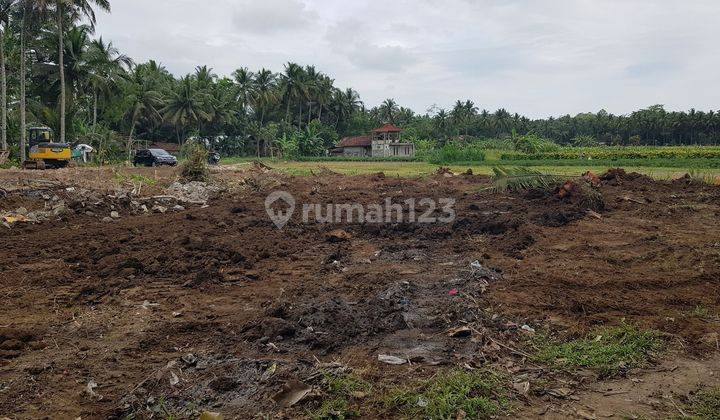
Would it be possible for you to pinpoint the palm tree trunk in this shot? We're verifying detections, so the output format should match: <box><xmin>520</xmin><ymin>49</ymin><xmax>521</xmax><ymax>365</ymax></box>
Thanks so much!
<box><xmin>57</xmin><ymin>2</ymin><xmax>66</xmax><ymax>143</ymax></box>
<box><xmin>297</xmin><ymin>102</ymin><xmax>302</xmax><ymax>130</ymax></box>
<box><xmin>0</xmin><ymin>27</ymin><xmax>7</xmax><ymax>151</ymax></box>
<box><xmin>92</xmin><ymin>90</ymin><xmax>98</xmax><ymax>133</ymax></box>
<box><xmin>19</xmin><ymin>5</ymin><xmax>27</xmax><ymax>162</ymax></box>
<box><xmin>126</xmin><ymin>120</ymin><xmax>136</xmax><ymax>161</ymax></box>
<box><xmin>307</xmin><ymin>103</ymin><xmax>312</xmax><ymax>125</ymax></box>
<box><xmin>318</xmin><ymin>105</ymin><xmax>322</xmax><ymax>121</ymax></box>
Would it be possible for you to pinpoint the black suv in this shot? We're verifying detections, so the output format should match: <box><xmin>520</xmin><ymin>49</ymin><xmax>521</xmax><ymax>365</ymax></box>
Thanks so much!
<box><xmin>133</xmin><ymin>149</ymin><xmax>178</xmax><ymax>167</ymax></box>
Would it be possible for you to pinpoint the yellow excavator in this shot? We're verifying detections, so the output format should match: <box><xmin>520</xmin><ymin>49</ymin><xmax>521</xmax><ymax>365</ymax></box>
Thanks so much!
<box><xmin>22</xmin><ymin>127</ymin><xmax>72</xmax><ymax>170</ymax></box>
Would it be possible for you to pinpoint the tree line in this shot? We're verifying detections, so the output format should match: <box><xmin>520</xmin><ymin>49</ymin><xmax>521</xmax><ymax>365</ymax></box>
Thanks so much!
<box><xmin>1</xmin><ymin>0</ymin><xmax>719</xmax><ymax>163</ymax></box>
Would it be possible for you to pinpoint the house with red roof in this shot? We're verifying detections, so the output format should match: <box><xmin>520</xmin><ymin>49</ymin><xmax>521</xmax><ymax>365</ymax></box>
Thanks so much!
<box><xmin>330</xmin><ymin>124</ymin><xmax>415</xmax><ymax>158</ymax></box>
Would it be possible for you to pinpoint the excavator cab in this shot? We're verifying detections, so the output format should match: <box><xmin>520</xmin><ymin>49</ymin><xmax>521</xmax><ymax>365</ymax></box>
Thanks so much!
<box><xmin>23</xmin><ymin>127</ymin><xmax>72</xmax><ymax>169</ymax></box>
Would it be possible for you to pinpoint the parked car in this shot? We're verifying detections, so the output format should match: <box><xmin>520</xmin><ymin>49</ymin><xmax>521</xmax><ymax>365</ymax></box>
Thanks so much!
<box><xmin>133</xmin><ymin>149</ymin><xmax>178</xmax><ymax>167</ymax></box>
<box><xmin>208</xmin><ymin>151</ymin><xmax>221</xmax><ymax>165</ymax></box>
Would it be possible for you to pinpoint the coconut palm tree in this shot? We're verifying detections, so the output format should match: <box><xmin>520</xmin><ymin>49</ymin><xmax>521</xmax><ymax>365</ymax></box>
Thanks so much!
<box><xmin>39</xmin><ymin>0</ymin><xmax>110</xmax><ymax>143</ymax></box>
<box><xmin>194</xmin><ymin>65</ymin><xmax>215</xmax><ymax>90</ymax></box>
<box><xmin>15</xmin><ymin>0</ymin><xmax>37</xmax><ymax>161</ymax></box>
<box><xmin>0</xmin><ymin>0</ymin><xmax>13</xmax><ymax>151</ymax></box>
<box><xmin>331</xmin><ymin>88</ymin><xmax>362</xmax><ymax>129</ymax></box>
<box><xmin>122</xmin><ymin>67</ymin><xmax>162</xmax><ymax>159</ymax></box>
<box><xmin>205</xmin><ymin>78</ymin><xmax>236</xmax><ymax>136</ymax></box>
<box><xmin>303</xmin><ymin>65</ymin><xmax>320</xmax><ymax>125</ymax></box>
<box><xmin>252</xmin><ymin>68</ymin><xmax>277</xmax><ymax>125</ymax></box>
<box><xmin>315</xmin><ymin>75</ymin><xmax>334</xmax><ymax>122</ymax></box>
<box><xmin>279</xmin><ymin>62</ymin><xmax>307</xmax><ymax>128</ymax></box>
<box><xmin>232</xmin><ymin>67</ymin><xmax>254</xmax><ymax>115</ymax></box>
<box><xmin>379</xmin><ymin>98</ymin><xmax>399</xmax><ymax>123</ymax></box>
<box><xmin>162</xmin><ymin>75</ymin><xmax>210</xmax><ymax>142</ymax></box>
<box><xmin>86</xmin><ymin>37</ymin><xmax>132</xmax><ymax>131</ymax></box>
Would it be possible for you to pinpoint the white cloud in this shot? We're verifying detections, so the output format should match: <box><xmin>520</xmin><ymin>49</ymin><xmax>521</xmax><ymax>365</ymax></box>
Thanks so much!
<box><xmin>232</xmin><ymin>0</ymin><xmax>319</xmax><ymax>35</ymax></box>
<box><xmin>94</xmin><ymin>0</ymin><xmax>720</xmax><ymax>117</ymax></box>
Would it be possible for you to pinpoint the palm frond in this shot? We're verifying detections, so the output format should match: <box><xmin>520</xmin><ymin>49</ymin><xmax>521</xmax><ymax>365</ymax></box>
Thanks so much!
<box><xmin>490</xmin><ymin>166</ymin><xmax>565</xmax><ymax>193</ymax></box>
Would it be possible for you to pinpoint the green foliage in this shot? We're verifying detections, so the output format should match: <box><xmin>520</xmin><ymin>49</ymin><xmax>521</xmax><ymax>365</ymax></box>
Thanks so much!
<box><xmin>472</xmin><ymin>138</ymin><xmax>515</xmax><ymax>150</ymax></box>
<box><xmin>3</xmin><ymin>0</ymin><xmax>720</xmax><ymax>164</ymax></box>
<box><xmin>512</xmin><ymin>133</ymin><xmax>560</xmax><ymax>154</ymax></box>
<box><xmin>535</xmin><ymin>325</ymin><xmax>662</xmax><ymax>377</ymax></box>
<box><xmin>385</xmin><ymin>369</ymin><xmax>507</xmax><ymax>419</ymax></box>
<box><xmin>295</xmin><ymin>156</ymin><xmax>418</xmax><ymax>162</ymax></box>
<box><xmin>299</xmin><ymin>120</ymin><xmax>337</xmax><ymax>156</ymax></box>
<box><xmin>113</xmin><ymin>171</ymin><xmax>157</xmax><ymax>186</ymax></box>
<box><xmin>572</xmin><ymin>135</ymin><xmax>598</xmax><ymax>147</ymax></box>
<box><xmin>276</xmin><ymin>132</ymin><xmax>300</xmax><ymax>159</ymax></box>
<box><xmin>420</xmin><ymin>142</ymin><xmax>486</xmax><ymax>163</ymax></box>
<box><xmin>180</xmin><ymin>142</ymin><xmax>209</xmax><ymax>182</ymax></box>
<box><xmin>308</xmin><ymin>370</ymin><xmax>371</xmax><ymax>420</ymax></box>
<box><xmin>501</xmin><ymin>145</ymin><xmax>720</xmax><ymax>161</ymax></box>
<box><xmin>686</xmin><ymin>388</ymin><xmax>720</xmax><ymax>419</ymax></box>
<box><xmin>490</xmin><ymin>166</ymin><xmax>564</xmax><ymax>192</ymax></box>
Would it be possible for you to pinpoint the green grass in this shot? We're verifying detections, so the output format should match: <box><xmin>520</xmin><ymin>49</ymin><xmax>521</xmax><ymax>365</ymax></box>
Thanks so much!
<box><xmin>686</xmin><ymin>388</ymin><xmax>720</xmax><ymax>419</ymax></box>
<box><xmin>501</xmin><ymin>145</ymin><xmax>720</xmax><ymax>161</ymax></box>
<box><xmin>219</xmin><ymin>158</ymin><xmax>720</xmax><ymax>180</ymax></box>
<box><xmin>307</xmin><ymin>370</ymin><xmax>372</xmax><ymax>420</ymax></box>
<box><xmin>691</xmin><ymin>305</ymin><xmax>713</xmax><ymax>318</ymax></box>
<box><xmin>384</xmin><ymin>369</ymin><xmax>508</xmax><ymax>419</ymax></box>
<box><xmin>112</xmin><ymin>170</ymin><xmax>158</xmax><ymax>186</ymax></box>
<box><xmin>535</xmin><ymin>325</ymin><xmax>662</xmax><ymax>377</ymax></box>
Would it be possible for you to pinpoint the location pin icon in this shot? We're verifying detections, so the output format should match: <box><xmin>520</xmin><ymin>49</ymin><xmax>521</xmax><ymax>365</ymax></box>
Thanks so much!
<box><xmin>265</xmin><ymin>191</ymin><xmax>296</xmax><ymax>229</ymax></box>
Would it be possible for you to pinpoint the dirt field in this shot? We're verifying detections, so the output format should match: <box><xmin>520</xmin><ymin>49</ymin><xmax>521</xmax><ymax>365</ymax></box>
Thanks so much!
<box><xmin>0</xmin><ymin>164</ymin><xmax>718</xmax><ymax>419</ymax></box>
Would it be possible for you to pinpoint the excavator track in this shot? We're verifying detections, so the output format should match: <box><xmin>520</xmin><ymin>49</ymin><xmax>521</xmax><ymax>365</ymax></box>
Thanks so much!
<box><xmin>22</xmin><ymin>159</ymin><xmax>46</xmax><ymax>170</ymax></box>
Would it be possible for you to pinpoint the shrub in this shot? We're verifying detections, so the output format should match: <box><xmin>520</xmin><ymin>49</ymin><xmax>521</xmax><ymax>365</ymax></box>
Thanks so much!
<box><xmin>512</xmin><ymin>133</ymin><xmax>559</xmax><ymax>154</ymax></box>
<box><xmin>277</xmin><ymin>132</ymin><xmax>300</xmax><ymax>160</ymax></box>
<box><xmin>572</xmin><ymin>135</ymin><xmax>599</xmax><ymax>147</ymax></box>
<box><xmin>385</xmin><ymin>369</ymin><xmax>508</xmax><ymax>419</ymax></box>
<box><xmin>535</xmin><ymin>324</ymin><xmax>662</xmax><ymax>377</ymax></box>
<box><xmin>473</xmin><ymin>138</ymin><xmax>514</xmax><ymax>150</ymax></box>
<box><xmin>180</xmin><ymin>142</ymin><xmax>209</xmax><ymax>182</ymax></box>
<box><xmin>424</xmin><ymin>143</ymin><xmax>486</xmax><ymax>163</ymax></box>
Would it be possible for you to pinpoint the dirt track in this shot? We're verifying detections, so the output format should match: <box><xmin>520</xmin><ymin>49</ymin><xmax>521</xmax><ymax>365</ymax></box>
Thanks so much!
<box><xmin>0</xmin><ymin>165</ymin><xmax>719</xmax><ymax>418</ymax></box>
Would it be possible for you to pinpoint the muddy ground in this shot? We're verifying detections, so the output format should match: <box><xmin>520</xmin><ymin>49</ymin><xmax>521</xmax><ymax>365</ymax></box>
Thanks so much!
<box><xmin>0</xmin><ymin>164</ymin><xmax>718</xmax><ymax>419</ymax></box>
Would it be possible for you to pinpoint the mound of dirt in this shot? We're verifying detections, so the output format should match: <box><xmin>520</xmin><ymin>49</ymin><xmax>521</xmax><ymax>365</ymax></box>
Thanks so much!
<box><xmin>0</xmin><ymin>168</ymin><xmax>719</xmax><ymax>418</ymax></box>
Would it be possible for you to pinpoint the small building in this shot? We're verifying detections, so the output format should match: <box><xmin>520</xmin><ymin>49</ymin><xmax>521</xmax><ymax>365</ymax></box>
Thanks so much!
<box><xmin>329</xmin><ymin>135</ymin><xmax>372</xmax><ymax>157</ymax></box>
<box><xmin>331</xmin><ymin>124</ymin><xmax>415</xmax><ymax>158</ymax></box>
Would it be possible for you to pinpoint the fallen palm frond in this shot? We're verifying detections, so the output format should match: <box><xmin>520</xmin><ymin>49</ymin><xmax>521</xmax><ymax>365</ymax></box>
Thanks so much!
<box><xmin>490</xmin><ymin>166</ymin><xmax>565</xmax><ymax>193</ymax></box>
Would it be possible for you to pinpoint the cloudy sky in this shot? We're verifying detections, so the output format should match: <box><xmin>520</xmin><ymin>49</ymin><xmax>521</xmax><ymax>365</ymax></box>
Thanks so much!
<box><xmin>95</xmin><ymin>0</ymin><xmax>720</xmax><ymax>118</ymax></box>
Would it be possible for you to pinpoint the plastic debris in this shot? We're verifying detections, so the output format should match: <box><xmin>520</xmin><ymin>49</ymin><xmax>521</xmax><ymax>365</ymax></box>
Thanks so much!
<box><xmin>447</xmin><ymin>326</ymin><xmax>472</xmax><ymax>338</ymax></box>
<box><xmin>378</xmin><ymin>354</ymin><xmax>408</xmax><ymax>365</ymax></box>
<box><xmin>272</xmin><ymin>380</ymin><xmax>313</xmax><ymax>407</ymax></box>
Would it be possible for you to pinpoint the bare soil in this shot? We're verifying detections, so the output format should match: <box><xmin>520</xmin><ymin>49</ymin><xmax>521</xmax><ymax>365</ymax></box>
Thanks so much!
<box><xmin>0</xmin><ymin>165</ymin><xmax>718</xmax><ymax>419</ymax></box>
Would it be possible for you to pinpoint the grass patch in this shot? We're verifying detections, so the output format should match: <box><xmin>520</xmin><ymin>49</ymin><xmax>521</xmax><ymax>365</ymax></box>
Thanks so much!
<box><xmin>686</xmin><ymin>388</ymin><xmax>720</xmax><ymax>419</ymax></box>
<box><xmin>384</xmin><ymin>368</ymin><xmax>508</xmax><ymax>419</ymax></box>
<box><xmin>217</xmin><ymin>158</ymin><xmax>720</xmax><ymax>180</ymax></box>
<box><xmin>535</xmin><ymin>325</ymin><xmax>662</xmax><ymax>377</ymax></box>
<box><xmin>307</xmin><ymin>370</ymin><xmax>372</xmax><ymax>420</ymax></box>
<box><xmin>690</xmin><ymin>305</ymin><xmax>713</xmax><ymax>318</ymax></box>
<box><xmin>113</xmin><ymin>171</ymin><xmax>157</xmax><ymax>186</ymax></box>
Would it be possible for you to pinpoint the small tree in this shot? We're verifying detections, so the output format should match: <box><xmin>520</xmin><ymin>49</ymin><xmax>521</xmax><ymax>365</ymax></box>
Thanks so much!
<box><xmin>276</xmin><ymin>132</ymin><xmax>299</xmax><ymax>159</ymax></box>
<box><xmin>180</xmin><ymin>141</ymin><xmax>209</xmax><ymax>182</ymax></box>
<box><xmin>513</xmin><ymin>133</ymin><xmax>559</xmax><ymax>154</ymax></box>
<box><xmin>572</xmin><ymin>135</ymin><xmax>598</xmax><ymax>147</ymax></box>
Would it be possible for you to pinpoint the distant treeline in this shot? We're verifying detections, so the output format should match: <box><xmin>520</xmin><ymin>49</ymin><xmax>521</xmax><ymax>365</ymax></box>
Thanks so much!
<box><xmin>0</xmin><ymin>0</ymin><xmax>718</xmax><ymax>162</ymax></box>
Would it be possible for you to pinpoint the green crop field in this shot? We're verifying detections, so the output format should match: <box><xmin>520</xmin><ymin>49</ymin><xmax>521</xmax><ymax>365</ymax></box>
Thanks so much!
<box><xmin>221</xmin><ymin>157</ymin><xmax>720</xmax><ymax>181</ymax></box>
